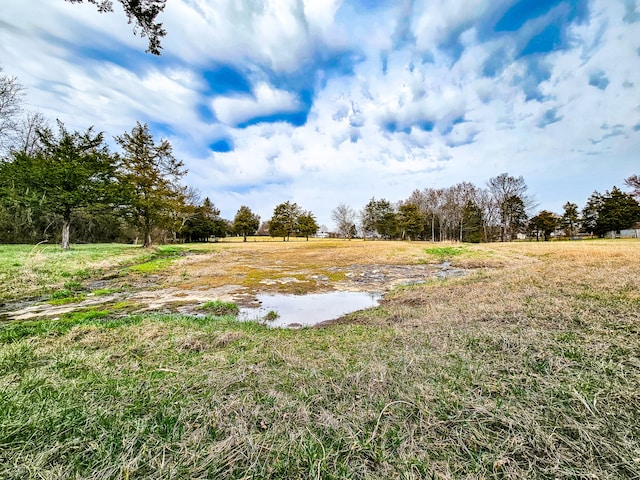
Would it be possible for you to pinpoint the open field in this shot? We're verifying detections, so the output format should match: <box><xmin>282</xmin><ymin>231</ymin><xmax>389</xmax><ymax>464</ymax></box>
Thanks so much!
<box><xmin>1</xmin><ymin>239</ymin><xmax>639</xmax><ymax>478</ymax></box>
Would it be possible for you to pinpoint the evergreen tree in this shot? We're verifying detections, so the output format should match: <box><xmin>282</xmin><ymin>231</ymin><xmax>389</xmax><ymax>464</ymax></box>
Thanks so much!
<box><xmin>269</xmin><ymin>201</ymin><xmax>301</xmax><ymax>241</ymax></box>
<box><xmin>115</xmin><ymin>122</ymin><xmax>187</xmax><ymax>247</ymax></box>
<box><xmin>360</xmin><ymin>198</ymin><xmax>396</xmax><ymax>239</ymax></box>
<box><xmin>582</xmin><ymin>188</ymin><xmax>640</xmax><ymax>236</ymax></box>
<box><xmin>596</xmin><ymin>187</ymin><xmax>640</xmax><ymax>235</ymax></box>
<box><xmin>582</xmin><ymin>192</ymin><xmax>603</xmax><ymax>235</ymax></box>
<box><xmin>502</xmin><ymin>195</ymin><xmax>528</xmax><ymax>240</ymax></box>
<box><xmin>181</xmin><ymin>198</ymin><xmax>220</xmax><ymax>242</ymax></box>
<box><xmin>211</xmin><ymin>217</ymin><xmax>230</xmax><ymax>240</ymax></box>
<box><xmin>233</xmin><ymin>205</ymin><xmax>260</xmax><ymax>242</ymax></box>
<box><xmin>461</xmin><ymin>200</ymin><xmax>484</xmax><ymax>243</ymax></box>
<box><xmin>0</xmin><ymin>121</ymin><xmax>117</xmax><ymax>249</ymax></box>
<box><xmin>397</xmin><ymin>203</ymin><xmax>424</xmax><ymax>240</ymax></box>
<box><xmin>529</xmin><ymin>210</ymin><xmax>558</xmax><ymax>241</ymax></box>
<box><xmin>561</xmin><ymin>202</ymin><xmax>580</xmax><ymax>239</ymax></box>
<box><xmin>297</xmin><ymin>211</ymin><xmax>319</xmax><ymax>241</ymax></box>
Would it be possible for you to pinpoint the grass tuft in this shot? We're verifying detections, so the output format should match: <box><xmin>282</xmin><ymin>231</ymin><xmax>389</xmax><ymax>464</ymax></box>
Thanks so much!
<box><xmin>199</xmin><ymin>300</ymin><xmax>239</xmax><ymax>316</ymax></box>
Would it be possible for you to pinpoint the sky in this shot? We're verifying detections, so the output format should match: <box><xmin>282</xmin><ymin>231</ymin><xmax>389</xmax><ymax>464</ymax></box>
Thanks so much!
<box><xmin>1</xmin><ymin>0</ymin><xmax>639</xmax><ymax>228</ymax></box>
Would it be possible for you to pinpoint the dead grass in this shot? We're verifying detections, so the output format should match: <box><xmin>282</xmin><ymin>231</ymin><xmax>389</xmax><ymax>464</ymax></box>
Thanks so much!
<box><xmin>164</xmin><ymin>240</ymin><xmax>494</xmax><ymax>294</ymax></box>
<box><xmin>352</xmin><ymin>239</ymin><xmax>640</xmax><ymax>329</ymax></box>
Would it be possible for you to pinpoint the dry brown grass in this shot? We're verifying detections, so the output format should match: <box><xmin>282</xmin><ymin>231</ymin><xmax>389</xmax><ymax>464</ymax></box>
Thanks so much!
<box><xmin>164</xmin><ymin>240</ymin><xmax>482</xmax><ymax>293</ymax></box>
<box><xmin>337</xmin><ymin>239</ymin><xmax>640</xmax><ymax>328</ymax></box>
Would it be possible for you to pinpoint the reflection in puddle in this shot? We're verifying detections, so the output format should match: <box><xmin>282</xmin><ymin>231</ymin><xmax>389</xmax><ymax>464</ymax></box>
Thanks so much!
<box><xmin>239</xmin><ymin>291</ymin><xmax>381</xmax><ymax>328</ymax></box>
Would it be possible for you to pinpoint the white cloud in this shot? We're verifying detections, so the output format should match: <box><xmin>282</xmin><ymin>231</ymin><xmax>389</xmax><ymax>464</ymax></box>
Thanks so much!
<box><xmin>162</xmin><ymin>0</ymin><xmax>347</xmax><ymax>72</ymax></box>
<box><xmin>411</xmin><ymin>0</ymin><xmax>494</xmax><ymax>51</ymax></box>
<box><xmin>211</xmin><ymin>83</ymin><xmax>302</xmax><ymax>126</ymax></box>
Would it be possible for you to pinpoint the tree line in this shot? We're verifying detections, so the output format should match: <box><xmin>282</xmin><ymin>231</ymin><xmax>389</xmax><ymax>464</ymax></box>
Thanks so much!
<box><xmin>331</xmin><ymin>174</ymin><xmax>640</xmax><ymax>242</ymax></box>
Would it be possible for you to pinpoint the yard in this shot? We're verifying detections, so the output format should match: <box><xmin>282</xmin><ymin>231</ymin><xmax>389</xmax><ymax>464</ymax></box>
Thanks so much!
<box><xmin>1</xmin><ymin>239</ymin><xmax>639</xmax><ymax>479</ymax></box>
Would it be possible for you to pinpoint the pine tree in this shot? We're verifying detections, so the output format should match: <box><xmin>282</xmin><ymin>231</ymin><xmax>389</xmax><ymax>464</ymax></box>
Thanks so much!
<box><xmin>561</xmin><ymin>202</ymin><xmax>580</xmax><ymax>239</ymax></box>
<box><xmin>115</xmin><ymin>122</ymin><xmax>187</xmax><ymax>247</ymax></box>
<box><xmin>233</xmin><ymin>205</ymin><xmax>260</xmax><ymax>242</ymax></box>
<box><xmin>297</xmin><ymin>211</ymin><xmax>319</xmax><ymax>241</ymax></box>
<box><xmin>269</xmin><ymin>201</ymin><xmax>301</xmax><ymax>241</ymax></box>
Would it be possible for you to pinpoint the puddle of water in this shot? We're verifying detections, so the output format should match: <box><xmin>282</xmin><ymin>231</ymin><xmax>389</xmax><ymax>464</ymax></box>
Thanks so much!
<box><xmin>239</xmin><ymin>291</ymin><xmax>381</xmax><ymax>328</ymax></box>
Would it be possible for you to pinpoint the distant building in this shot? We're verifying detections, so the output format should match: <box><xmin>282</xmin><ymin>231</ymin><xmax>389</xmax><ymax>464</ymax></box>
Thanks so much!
<box><xmin>605</xmin><ymin>223</ymin><xmax>640</xmax><ymax>239</ymax></box>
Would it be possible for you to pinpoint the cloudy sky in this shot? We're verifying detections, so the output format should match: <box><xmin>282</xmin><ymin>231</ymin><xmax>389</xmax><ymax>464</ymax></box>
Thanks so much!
<box><xmin>1</xmin><ymin>0</ymin><xmax>639</xmax><ymax>227</ymax></box>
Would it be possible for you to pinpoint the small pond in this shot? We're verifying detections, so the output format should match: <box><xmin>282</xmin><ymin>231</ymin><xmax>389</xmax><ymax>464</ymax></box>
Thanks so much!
<box><xmin>238</xmin><ymin>291</ymin><xmax>381</xmax><ymax>328</ymax></box>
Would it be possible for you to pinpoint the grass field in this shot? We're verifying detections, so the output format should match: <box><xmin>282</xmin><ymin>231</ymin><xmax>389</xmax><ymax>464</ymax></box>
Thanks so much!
<box><xmin>1</xmin><ymin>239</ymin><xmax>639</xmax><ymax>479</ymax></box>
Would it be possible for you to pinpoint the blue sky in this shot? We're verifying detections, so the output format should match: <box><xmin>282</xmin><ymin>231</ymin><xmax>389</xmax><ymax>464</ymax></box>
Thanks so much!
<box><xmin>1</xmin><ymin>0</ymin><xmax>639</xmax><ymax>227</ymax></box>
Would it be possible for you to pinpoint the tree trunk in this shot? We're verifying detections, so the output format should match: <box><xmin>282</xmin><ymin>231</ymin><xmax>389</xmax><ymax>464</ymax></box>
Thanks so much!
<box><xmin>143</xmin><ymin>216</ymin><xmax>152</xmax><ymax>247</ymax></box>
<box><xmin>431</xmin><ymin>215</ymin><xmax>435</xmax><ymax>242</ymax></box>
<box><xmin>243</xmin><ymin>233</ymin><xmax>247</xmax><ymax>242</ymax></box>
<box><xmin>61</xmin><ymin>215</ymin><xmax>71</xmax><ymax>250</ymax></box>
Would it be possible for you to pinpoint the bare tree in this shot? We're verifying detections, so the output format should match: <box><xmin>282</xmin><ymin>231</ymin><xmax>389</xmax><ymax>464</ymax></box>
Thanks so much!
<box><xmin>13</xmin><ymin>112</ymin><xmax>48</xmax><ymax>156</ymax></box>
<box><xmin>625</xmin><ymin>174</ymin><xmax>640</xmax><ymax>198</ymax></box>
<box><xmin>472</xmin><ymin>188</ymin><xmax>497</xmax><ymax>242</ymax></box>
<box><xmin>331</xmin><ymin>203</ymin><xmax>357</xmax><ymax>239</ymax></box>
<box><xmin>440</xmin><ymin>182</ymin><xmax>477</xmax><ymax>241</ymax></box>
<box><xmin>487</xmin><ymin>173</ymin><xmax>531</xmax><ymax>241</ymax></box>
<box><xmin>0</xmin><ymin>68</ymin><xmax>24</xmax><ymax>154</ymax></box>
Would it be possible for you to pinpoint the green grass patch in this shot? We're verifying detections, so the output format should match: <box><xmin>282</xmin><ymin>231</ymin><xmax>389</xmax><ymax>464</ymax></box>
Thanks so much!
<box><xmin>0</xmin><ymin>309</ymin><xmax>112</xmax><ymax>344</ymax></box>
<box><xmin>63</xmin><ymin>280</ymin><xmax>83</xmax><ymax>291</ymax></box>
<box><xmin>47</xmin><ymin>285</ymin><xmax>87</xmax><ymax>305</ymax></box>
<box><xmin>321</xmin><ymin>270</ymin><xmax>347</xmax><ymax>281</ymax></box>
<box><xmin>90</xmin><ymin>287</ymin><xmax>121</xmax><ymax>296</ymax></box>
<box><xmin>421</xmin><ymin>245</ymin><xmax>495</xmax><ymax>264</ymax></box>
<box><xmin>199</xmin><ymin>300</ymin><xmax>239</xmax><ymax>316</ymax></box>
<box><xmin>47</xmin><ymin>294</ymin><xmax>87</xmax><ymax>306</ymax></box>
<box><xmin>127</xmin><ymin>245</ymin><xmax>188</xmax><ymax>274</ymax></box>
<box><xmin>49</xmin><ymin>289</ymin><xmax>74</xmax><ymax>300</ymax></box>
<box><xmin>0</xmin><ymin>244</ymin><xmax>143</xmax><ymax>302</ymax></box>
<box><xmin>423</xmin><ymin>245</ymin><xmax>469</xmax><ymax>260</ymax></box>
<box><xmin>128</xmin><ymin>256</ymin><xmax>176</xmax><ymax>273</ymax></box>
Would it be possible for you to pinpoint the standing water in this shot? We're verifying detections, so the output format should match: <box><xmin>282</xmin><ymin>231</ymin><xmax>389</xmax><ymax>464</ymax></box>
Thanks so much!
<box><xmin>238</xmin><ymin>291</ymin><xmax>381</xmax><ymax>328</ymax></box>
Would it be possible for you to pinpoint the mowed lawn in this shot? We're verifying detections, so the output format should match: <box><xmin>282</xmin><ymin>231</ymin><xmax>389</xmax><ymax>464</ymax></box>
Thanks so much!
<box><xmin>1</xmin><ymin>239</ymin><xmax>639</xmax><ymax>479</ymax></box>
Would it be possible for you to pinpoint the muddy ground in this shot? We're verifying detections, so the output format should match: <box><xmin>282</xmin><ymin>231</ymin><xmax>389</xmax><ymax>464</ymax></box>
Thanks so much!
<box><xmin>0</xmin><ymin>243</ymin><xmax>469</xmax><ymax>322</ymax></box>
